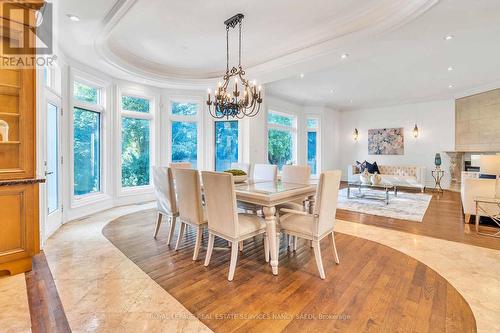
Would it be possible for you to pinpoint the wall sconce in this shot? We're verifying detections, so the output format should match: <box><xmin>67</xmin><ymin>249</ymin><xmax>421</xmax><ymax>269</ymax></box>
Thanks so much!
<box><xmin>353</xmin><ymin>128</ymin><xmax>359</xmax><ymax>141</ymax></box>
<box><xmin>413</xmin><ymin>124</ymin><xmax>419</xmax><ymax>138</ymax></box>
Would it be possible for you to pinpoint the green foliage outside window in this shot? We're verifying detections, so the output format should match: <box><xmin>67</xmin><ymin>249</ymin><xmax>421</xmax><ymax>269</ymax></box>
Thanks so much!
<box><xmin>122</xmin><ymin>95</ymin><xmax>150</xmax><ymax>113</ymax></box>
<box><xmin>268</xmin><ymin>112</ymin><xmax>293</xmax><ymax>127</ymax></box>
<box><xmin>171</xmin><ymin>102</ymin><xmax>198</xmax><ymax>116</ymax></box>
<box><xmin>172</xmin><ymin>121</ymin><xmax>197</xmax><ymax>168</ymax></box>
<box><xmin>121</xmin><ymin>118</ymin><xmax>150</xmax><ymax>187</ymax></box>
<box><xmin>268</xmin><ymin>128</ymin><xmax>293</xmax><ymax>170</ymax></box>
<box><xmin>74</xmin><ymin>81</ymin><xmax>99</xmax><ymax>104</ymax></box>
<box><xmin>73</xmin><ymin>107</ymin><xmax>100</xmax><ymax>195</ymax></box>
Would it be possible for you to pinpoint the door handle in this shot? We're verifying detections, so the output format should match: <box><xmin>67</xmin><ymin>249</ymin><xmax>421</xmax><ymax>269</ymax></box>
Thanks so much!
<box><xmin>45</xmin><ymin>171</ymin><xmax>54</xmax><ymax>176</ymax></box>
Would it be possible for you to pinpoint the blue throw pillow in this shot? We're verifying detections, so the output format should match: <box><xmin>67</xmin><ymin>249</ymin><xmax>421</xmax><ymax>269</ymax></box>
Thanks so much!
<box><xmin>372</xmin><ymin>161</ymin><xmax>381</xmax><ymax>174</ymax></box>
<box><xmin>479</xmin><ymin>174</ymin><xmax>497</xmax><ymax>179</ymax></box>
<box><xmin>365</xmin><ymin>161</ymin><xmax>380</xmax><ymax>174</ymax></box>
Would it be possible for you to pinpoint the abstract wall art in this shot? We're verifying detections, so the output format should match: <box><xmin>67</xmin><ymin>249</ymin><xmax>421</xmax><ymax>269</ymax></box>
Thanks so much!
<box><xmin>368</xmin><ymin>128</ymin><xmax>404</xmax><ymax>155</ymax></box>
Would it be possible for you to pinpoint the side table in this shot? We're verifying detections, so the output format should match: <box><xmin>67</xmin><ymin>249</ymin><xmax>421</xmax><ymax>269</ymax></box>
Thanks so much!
<box><xmin>431</xmin><ymin>168</ymin><xmax>445</xmax><ymax>193</ymax></box>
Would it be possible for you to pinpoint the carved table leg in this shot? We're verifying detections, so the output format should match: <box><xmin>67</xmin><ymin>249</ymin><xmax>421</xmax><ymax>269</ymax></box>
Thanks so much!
<box><xmin>263</xmin><ymin>206</ymin><xmax>278</xmax><ymax>275</ymax></box>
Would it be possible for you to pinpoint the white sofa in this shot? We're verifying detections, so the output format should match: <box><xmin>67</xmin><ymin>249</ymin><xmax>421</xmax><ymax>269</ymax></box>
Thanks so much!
<box><xmin>461</xmin><ymin>171</ymin><xmax>500</xmax><ymax>223</ymax></box>
<box><xmin>347</xmin><ymin>164</ymin><xmax>426</xmax><ymax>192</ymax></box>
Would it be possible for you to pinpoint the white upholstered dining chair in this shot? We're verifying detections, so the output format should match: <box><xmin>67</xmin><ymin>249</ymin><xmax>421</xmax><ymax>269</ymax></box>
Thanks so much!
<box><xmin>230</xmin><ymin>162</ymin><xmax>251</xmax><ymax>176</ymax></box>
<box><xmin>172</xmin><ymin>168</ymin><xmax>207</xmax><ymax>260</ymax></box>
<box><xmin>202</xmin><ymin>171</ymin><xmax>269</xmax><ymax>281</ymax></box>
<box><xmin>279</xmin><ymin>170</ymin><xmax>341</xmax><ymax>279</ymax></box>
<box><xmin>253</xmin><ymin>164</ymin><xmax>278</xmax><ymax>182</ymax></box>
<box><xmin>152</xmin><ymin>167</ymin><xmax>178</xmax><ymax>245</ymax></box>
<box><xmin>169</xmin><ymin>162</ymin><xmax>193</xmax><ymax>169</ymax></box>
<box><xmin>278</xmin><ymin>165</ymin><xmax>311</xmax><ymax>251</ymax></box>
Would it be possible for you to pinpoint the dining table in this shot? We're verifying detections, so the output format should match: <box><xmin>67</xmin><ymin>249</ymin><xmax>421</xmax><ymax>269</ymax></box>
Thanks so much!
<box><xmin>232</xmin><ymin>180</ymin><xmax>317</xmax><ymax>275</ymax></box>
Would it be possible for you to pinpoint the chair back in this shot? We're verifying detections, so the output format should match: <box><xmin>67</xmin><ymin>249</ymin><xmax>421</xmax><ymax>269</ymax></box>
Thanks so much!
<box><xmin>230</xmin><ymin>162</ymin><xmax>251</xmax><ymax>176</ymax></box>
<box><xmin>152</xmin><ymin>166</ymin><xmax>177</xmax><ymax>215</ymax></box>
<box><xmin>202</xmin><ymin>171</ymin><xmax>239</xmax><ymax>238</ymax></box>
<box><xmin>313</xmin><ymin>170</ymin><xmax>341</xmax><ymax>237</ymax></box>
<box><xmin>173</xmin><ymin>168</ymin><xmax>204</xmax><ymax>225</ymax></box>
<box><xmin>169</xmin><ymin>162</ymin><xmax>193</xmax><ymax>169</ymax></box>
<box><xmin>253</xmin><ymin>164</ymin><xmax>278</xmax><ymax>182</ymax></box>
<box><xmin>282</xmin><ymin>165</ymin><xmax>311</xmax><ymax>184</ymax></box>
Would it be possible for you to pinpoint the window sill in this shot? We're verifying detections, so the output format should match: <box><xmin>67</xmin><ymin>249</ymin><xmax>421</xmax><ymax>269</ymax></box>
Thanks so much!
<box><xmin>71</xmin><ymin>192</ymin><xmax>112</xmax><ymax>209</ymax></box>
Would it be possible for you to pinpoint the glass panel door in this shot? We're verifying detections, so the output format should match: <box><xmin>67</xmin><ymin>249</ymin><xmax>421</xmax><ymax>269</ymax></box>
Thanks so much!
<box><xmin>46</xmin><ymin>102</ymin><xmax>60</xmax><ymax>214</ymax></box>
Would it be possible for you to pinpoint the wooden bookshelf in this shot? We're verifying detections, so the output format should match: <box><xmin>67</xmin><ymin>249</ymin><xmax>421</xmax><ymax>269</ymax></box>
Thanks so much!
<box><xmin>0</xmin><ymin>1</ymin><xmax>43</xmax><ymax>276</ymax></box>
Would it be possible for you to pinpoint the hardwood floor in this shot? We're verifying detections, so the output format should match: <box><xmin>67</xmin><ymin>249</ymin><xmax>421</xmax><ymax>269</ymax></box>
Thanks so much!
<box><xmin>103</xmin><ymin>209</ymin><xmax>476</xmax><ymax>333</ymax></box>
<box><xmin>25</xmin><ymin>252</ymin><xmax>71</xmax><ymax>333</ymax></box>
<box><xmin>337</xmin><ymin>185</ymin><xmax>500</xmax><ymax>251</ymax></box>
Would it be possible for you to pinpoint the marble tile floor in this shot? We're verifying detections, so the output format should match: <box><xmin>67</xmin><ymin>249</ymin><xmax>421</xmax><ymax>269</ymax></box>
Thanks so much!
<box><xmin>43</xmin><ymin>203</ymin><xmax>212</xmax><ymax>333</ymax></box>
<box><xmin>1</xmin><ymin>202</ymin><xmax>499</xmax><ymax>332</ymax></box>
<box><xmin>0</xmin><ymin>273</ymin><xmax>31</xmax><ymax>333</ymax></box>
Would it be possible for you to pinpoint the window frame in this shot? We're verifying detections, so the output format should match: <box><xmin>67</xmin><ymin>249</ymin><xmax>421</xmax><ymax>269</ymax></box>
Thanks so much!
<box><xmin>267</xmin><ymin>109</ymin><xmax>298</xmax><ymax>169</ymax></box>
<box><xmin>69</xmin><ymin>70</ymin><xmax>109</xmax><ymax>207</ymax></box>
<box><xmin>306</xmin><ymin>116</ymin><xmax>321</xmax><ymax>176</ymax></box>
<box><xmin>167</xmin><ymin>96</ymin><xmax>203</xmax><ymax>168</ymax></box>
<box><xmin>117</xmin><ymin>88</ymin><xmax>156</xmax><ymax>194</ymax></box>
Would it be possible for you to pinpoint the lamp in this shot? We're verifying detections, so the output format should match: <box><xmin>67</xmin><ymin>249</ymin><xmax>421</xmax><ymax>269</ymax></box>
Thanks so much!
<box><xmin>479</xmin><ymin>155</ymin><xmax>500</xmax><ymax>198</ymax></box>
<box><xmin>413</xmin><ymin>124</ymin><xmax>419</xmax><ymax>138</ymax></box>
<box><xmin>353</xmin><ymin>128</ymin><xmax>359</xmax><ymax>141</ymax></box>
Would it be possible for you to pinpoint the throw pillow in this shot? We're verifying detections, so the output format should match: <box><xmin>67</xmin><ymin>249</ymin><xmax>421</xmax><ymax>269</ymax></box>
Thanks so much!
<box><xmin>355</xmin><ymin>160</ymin><xmax>367</xmax><ymax>173</ymax></box>
<box><xmin>365</xmin><ymin>161</ymin><xmax>380</xmax><ymax>174</ymax></box>
<box><xmin>372</xmin><ymin>161</ymin><xmax>381</xmax><ymax>174</ymax></box>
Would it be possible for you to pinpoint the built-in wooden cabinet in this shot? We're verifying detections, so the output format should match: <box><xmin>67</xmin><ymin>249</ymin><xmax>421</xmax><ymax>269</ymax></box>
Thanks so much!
<box><xmin>0</xmin><ymin>1</ymin><xmax>43</xmax><ymax>275</ymax></box>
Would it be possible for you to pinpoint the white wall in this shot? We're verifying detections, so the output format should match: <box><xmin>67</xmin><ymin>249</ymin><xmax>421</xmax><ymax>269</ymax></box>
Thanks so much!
<box><xmin>339</xmin><ymin>100</ymin><xmax>455</xmax><ymax>188</ymax></box>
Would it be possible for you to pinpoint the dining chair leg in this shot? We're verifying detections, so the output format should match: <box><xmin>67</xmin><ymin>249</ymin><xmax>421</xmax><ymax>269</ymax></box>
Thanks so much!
<box><xmin>204</xmin><ymin>233</ymin><xmax>215</xmax><ymax>266</ymax></box>
<box><xmin>287</xmin><ymin>235</ymin><xmax>292</xmax><ymax>250</ymax></box>
<box><xmin>167</xmin><ymin>216</ymin><xmax>176</xmax><ymax>246</ymax></box>
<box><xmin>228</xmin><ymin>241</ymin><xmax>239</xmax><ymax>281</ymax></box>
<box><xmin>331</xmin><ymin>232</ymin><xmax>340</xmax><ymax>264</ymax></box>
<box><xmin>153</xmin><ymin>213</ymin><xmax>163</xmax><ymax>239</ymax></box>
<box><xmin>193</xmin><ymin>227</ymin><xmax>203</xmax><ymax>261</ymax></box>
<box><xmin>264</xmin><ymin>235</ymin><xmax>269</xmax><ymax>262</ymax></box>
<box><xmin>293</xmin><ymin>236</ymin><xmax>297</xmax><ymax>252</ymax></box>
<box><xmin>175</xmin><ymin>222</ymin><xmax>185</xmax><ymax>251</ymax></box>
<box><xmin>276</xmin><ymin>233</ymin><xmax>280</xmax><ymax>258</ymax></box>
<box><xmin>310</xmin><ymin>240</ymin><xmax>313</xmax><ymax>248</ymax></box>
<box><xmin>239</xmin><ymin>240</ymin><xmax>244</xmax><ymax>252</ymax></box>
<box><xmin>312</xmin><ymin>240</ymin><xmax>326</xmax><ymax>279</ymax></box>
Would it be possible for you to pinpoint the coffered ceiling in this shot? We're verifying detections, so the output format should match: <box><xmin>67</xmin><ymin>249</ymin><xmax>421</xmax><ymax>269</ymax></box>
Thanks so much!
<box><xmin>55</xmin><ymin>0</ymin><xmax>500</xmax><ymax>109</ymax></box>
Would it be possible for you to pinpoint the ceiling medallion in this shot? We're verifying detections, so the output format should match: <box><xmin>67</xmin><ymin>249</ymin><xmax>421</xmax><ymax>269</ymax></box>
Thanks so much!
<box><xmin>206</xmin><ymin>14</ymin><xmax>262</xmax><ymax>119</ymax></box>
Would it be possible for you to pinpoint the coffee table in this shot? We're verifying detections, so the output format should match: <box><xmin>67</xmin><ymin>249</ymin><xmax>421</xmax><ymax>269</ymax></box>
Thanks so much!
<box><xmin>347</xmin><ymin>181</ymin><xmax>398</xmax><ymax>205</ymax></box>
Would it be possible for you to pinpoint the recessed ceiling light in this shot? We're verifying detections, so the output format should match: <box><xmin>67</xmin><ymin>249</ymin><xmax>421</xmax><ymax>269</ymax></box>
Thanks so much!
<box><xmin>448</xmin><ymin>84</ymin><xmax>454</xmax><ymax>88</ymax></box>
<box><xmin>444</xmin><ymin>35</ymin><xmax>454</xmax><ymax>41</ymax></box>
<box><xmin>341</xmin><ymin>53</ymin><xmax>349</xmax><ymax>59</ymax></box>
<box><xmin>349</xmin><ymin>99</ymin><xmax>353</xmax><ymax>103</ymax></box>
<box><xmin>447</xmin><ymin>66</ymin><xmax>453</xmax><ymax>71</ymax></box>
<box><xmin>299</xmin><ymin>73</ymin><xmax>304</xmax><ymax>78</ymax></box>
<box><xmin>330</xmin><ymin>89</ymin><xmax>334</xmax><ymax>93</ymax></box>
<box><xmin>67</xmin><ymin>14</ymin><xmax>80</xmax><ymax>22</ymax></box>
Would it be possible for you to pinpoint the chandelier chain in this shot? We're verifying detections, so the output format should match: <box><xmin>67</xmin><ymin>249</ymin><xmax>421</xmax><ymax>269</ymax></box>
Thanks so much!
<box><xmin>238</xmin><ymin>20</ymin><xmax>242</xmax><ymax>68</ymax></box>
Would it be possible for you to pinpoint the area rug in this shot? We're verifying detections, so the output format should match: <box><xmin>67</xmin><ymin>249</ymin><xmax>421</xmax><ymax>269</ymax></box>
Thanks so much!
<box><xmin>337</xmin><ymin>188</ymin><xmax>432</xmax><ymax>222</ymax></box>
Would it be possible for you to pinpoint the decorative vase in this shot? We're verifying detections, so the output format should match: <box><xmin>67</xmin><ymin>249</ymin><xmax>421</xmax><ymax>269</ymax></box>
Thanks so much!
<box><xmin>371</xmin><ymin>172</ymin><xmax>382</xmax><ymax>185</ymax></box>
<box><xmin>0</xmin><ymin>119</ymin><xmax>8</xmax><ymax>142</ymax></box>
<box><xmin>360</xmin><ymin>169</ymin><xmax>371</xmax><ymax>185</ymax></box>
<box><xmin>435</xmin><ymin>153</ymin><xmax>442</xmax><ymax>168</ymax></box>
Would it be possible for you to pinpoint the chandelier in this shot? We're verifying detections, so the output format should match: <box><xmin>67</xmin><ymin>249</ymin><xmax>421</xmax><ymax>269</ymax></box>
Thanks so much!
<box><xmin>206</xmin><ymin>14</ymin><xmax>262</xmax><ymax>119</ymax></box>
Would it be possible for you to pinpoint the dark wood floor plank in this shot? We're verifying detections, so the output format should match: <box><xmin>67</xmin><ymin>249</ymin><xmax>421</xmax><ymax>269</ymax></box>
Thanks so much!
<box><xmin>102</xmin><ymin>206</ymin><xmax>477</xmax><ymax>333</ymax></box>
<box><xmin>25</xmin><ymin>252</ymin><xmax>71</xmax><ymax>333</ymax></box>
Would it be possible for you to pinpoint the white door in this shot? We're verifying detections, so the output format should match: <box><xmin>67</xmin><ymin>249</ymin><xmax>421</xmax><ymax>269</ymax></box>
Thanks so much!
<box><xmin>45</xmin><ymin>100</ymin><xmax>62</xmax><ymax>236</ymax></box>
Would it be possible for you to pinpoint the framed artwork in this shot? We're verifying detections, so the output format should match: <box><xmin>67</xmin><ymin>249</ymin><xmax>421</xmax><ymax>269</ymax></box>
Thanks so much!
<box><xmin>368</xmin><ymin>128</ymin><xmax>404</xmax><ymax>155</ymax></box>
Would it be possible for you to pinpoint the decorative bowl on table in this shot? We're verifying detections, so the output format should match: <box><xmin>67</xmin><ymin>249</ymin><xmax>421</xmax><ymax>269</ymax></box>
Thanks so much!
<box><xmin>371</xmin><ymin>172</ymin><xmax>382</xmax><ymax>185</ymax></box>
<box><xmin>360</xmin><ymin>169</ymin><xmax>371</xmax><ymax>185</ymax></box>
<box><xmin>224</xmin><ymin>169</ymin><xmax>248</xmax><ymax>183</ymax></box>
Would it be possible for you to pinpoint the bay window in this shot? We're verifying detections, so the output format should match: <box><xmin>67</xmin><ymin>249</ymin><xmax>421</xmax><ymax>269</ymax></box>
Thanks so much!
<box><xmin>120</xmin><ymin>94</ymin><xmax>153</xmax><ymax>188</ymax></box>
<box><xmin>215</xmin><ymin>121</ymin><xmax>238</xmax><ymax>171</ymax></box>
<box><xmin>72</xmin><ymin>80</ymin><xmax>103</xmax><ymax>196</ymax></box>
<box><xmin>170</xmin><ymin>101</ymin><xmax>200</xmax><ymax>168</ymax></box>
<box><xmin>307</xmin><ymin>117</ymin><xmax>320</xmax><ymax>175</ymax></box>
<box><xmin>267</xmin><ymin>111</ymin><xmax>297</xmax><ymax>170</ymax></box>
